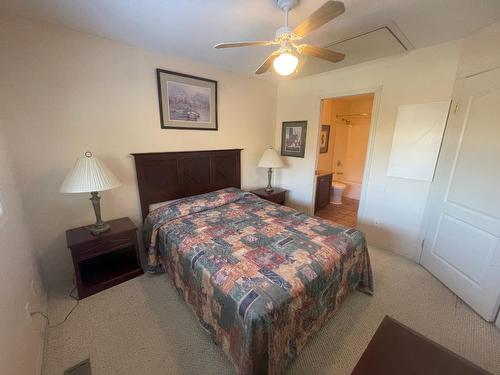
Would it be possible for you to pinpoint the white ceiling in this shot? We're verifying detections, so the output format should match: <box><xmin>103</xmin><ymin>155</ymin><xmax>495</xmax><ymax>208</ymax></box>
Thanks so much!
<box><xmin>1</xmin><ymin>0</ymin><xmax>500</xmax><ymax>79</ymax></box>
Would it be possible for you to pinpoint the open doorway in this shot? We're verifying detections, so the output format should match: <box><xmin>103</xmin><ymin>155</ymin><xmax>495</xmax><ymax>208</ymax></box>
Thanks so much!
<box><xmin>314</xmin><ymin>93</ymin><xmax>375</xmax><ymax>227</ymax></box>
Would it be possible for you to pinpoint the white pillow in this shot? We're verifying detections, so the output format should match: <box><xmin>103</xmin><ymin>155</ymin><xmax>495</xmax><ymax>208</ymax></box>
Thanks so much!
<box><xmin>148</xmin><ymin>199</ymin><xmax>179</xmax><ymax>212</ymax></box>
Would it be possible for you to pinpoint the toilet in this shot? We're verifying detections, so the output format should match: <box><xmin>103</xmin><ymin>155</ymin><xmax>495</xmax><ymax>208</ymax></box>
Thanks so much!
<box><xmin>330</xmin><ymin>181</ymin><xmax>347</xmax><ymax>205</ymax></box>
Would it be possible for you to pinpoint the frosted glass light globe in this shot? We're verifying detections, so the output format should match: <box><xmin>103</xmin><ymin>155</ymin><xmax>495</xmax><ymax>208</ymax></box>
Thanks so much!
<box><xmin>273</xmin><ymin>53</ymin><xmax>298</xmax><ymax>76</ymax></box>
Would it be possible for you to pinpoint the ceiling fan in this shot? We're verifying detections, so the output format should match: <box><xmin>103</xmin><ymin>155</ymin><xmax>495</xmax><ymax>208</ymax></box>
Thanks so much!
<box><xmin>214</xmin><ymin>0</ymin><xmax>346</xmax><ymax>76</ymax></box>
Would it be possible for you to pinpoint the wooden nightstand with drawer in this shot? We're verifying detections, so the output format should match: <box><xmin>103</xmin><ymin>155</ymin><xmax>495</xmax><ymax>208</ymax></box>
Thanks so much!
<box><xmin>66</xmin><ymin>217</ymin><xmax>143</xmax><ymax>299</ymax></box>
<box><xmin>250</xmin><ymin>187</ymin><xmax>287</xmax><ymax>205</ymax></box>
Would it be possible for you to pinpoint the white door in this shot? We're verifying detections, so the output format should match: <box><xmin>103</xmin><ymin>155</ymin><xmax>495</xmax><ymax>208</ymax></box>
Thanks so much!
<box><xmin>420</xmin><ymin>67</ymin><xmax>500</xmax><ymax>321</ymax></box>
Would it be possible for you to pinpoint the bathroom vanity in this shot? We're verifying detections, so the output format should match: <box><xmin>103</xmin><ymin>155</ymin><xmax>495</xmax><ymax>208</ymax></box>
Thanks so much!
<box><xmin>315</xmin><ymin>170</ymin><xmax>333</xmax><ymax>212</ymax></box>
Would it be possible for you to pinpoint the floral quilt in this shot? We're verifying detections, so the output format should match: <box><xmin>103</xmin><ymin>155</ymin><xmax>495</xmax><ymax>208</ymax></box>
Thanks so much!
<box><xmin>144</xmin><ymin>188</ymin><xmax>373</xmax><ymax>374</ymax></box>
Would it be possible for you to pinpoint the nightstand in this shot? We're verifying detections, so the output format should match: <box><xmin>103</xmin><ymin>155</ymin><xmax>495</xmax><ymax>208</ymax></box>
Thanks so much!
<box><xmin>66</xmin><ymin>217</ymin><xmax>143</xmax><ymax>299</ymax></box>
<box><xmin>250</xmin><ymin>187</ymin><xmax>287</xmax><ymax>205</ymax></box>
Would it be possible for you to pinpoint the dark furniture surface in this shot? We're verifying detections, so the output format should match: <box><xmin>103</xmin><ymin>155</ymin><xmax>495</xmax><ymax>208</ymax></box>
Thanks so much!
<box><xmin>132</xmin><ymin>149</ymin><xmax>242</xmax><ymax>220</ymax></box>
<box><xmin>315</xmin><ymin>172</ymin><xmax>332</xmax><ymax>212</ymax></box>
<box><xmin>352</xmin><ymin>316</ymin><xmax>491</xmax><ymax>375</ymax></box>
<box><xmin>250</xmin><ymin>187</ymin><xmax>287</xmax><ymax>205</ymax></box>
<box><xmin>66</xmin><ymin>217</ymin><xmax>143</xmax><ymax>299</ymax></box>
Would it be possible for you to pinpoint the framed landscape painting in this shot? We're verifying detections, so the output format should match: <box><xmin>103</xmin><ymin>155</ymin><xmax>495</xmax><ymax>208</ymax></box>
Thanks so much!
<box><xmin>156</xmin><ymin>69</ymin><xmax>218</xmax><ymax>130</ymax></box>
<box><xmin>281</xmin><ymin>121</ymin><xmax>307</xmax><ymax>158</ymax></box>
<box><xmin>319</xmin><ymin>125</ymin><xmax>331</xmax><ymax>153</ymax></box>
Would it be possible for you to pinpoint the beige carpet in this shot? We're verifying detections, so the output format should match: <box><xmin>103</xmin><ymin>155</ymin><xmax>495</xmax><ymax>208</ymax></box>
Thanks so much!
<box><xmin>41</xmin><ymin>246</ymin><xmax>500</xmax><ymax>375</ymax></box>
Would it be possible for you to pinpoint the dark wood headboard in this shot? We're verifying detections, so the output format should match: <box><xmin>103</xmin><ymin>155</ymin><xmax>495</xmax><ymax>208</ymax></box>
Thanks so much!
<box><xmin>132</xmin><ymin>149</ymin><xmax>242</xmax><ymax>220</ymax></box>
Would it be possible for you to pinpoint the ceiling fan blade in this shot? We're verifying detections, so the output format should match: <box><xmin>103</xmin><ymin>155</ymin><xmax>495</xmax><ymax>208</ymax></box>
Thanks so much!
<box><xmin>214</xmin><ymin>41</ymin><xmax>276</xmax><ymax>49</ymax></box>
<box><xmin>293</xmin><ymin>1</ymin><xmax>345</xmax><ymax>38</ymax></box>
<box><xmin>255</xmin><ymin>51</ymin><xmax>280</xmax><ymax>74</ymax></box>
<box><xmin>298</xmin><ymin>44</ymin><xmax>345</xmax><ymax>63</ymax></box>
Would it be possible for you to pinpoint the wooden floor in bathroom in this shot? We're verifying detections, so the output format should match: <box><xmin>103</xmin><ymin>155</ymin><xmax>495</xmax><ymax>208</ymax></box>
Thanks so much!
<box><xmin>315</xmin><ymin>197</ymin><xmax>359</xmax><ymax>228</ymax></box>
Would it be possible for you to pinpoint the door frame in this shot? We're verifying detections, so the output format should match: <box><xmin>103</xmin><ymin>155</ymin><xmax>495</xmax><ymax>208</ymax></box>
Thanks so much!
<box><xmin>311</xmin><ymin>86</ymin><xmax>382</xmax><ymax>226</ymax></box>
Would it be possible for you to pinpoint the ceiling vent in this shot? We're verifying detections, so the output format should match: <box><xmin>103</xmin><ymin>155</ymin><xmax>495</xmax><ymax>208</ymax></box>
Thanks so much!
<box><xmin>296</xmin><ymin>22</ymin><xmax>414</xmax><ymax>77</ymax></box>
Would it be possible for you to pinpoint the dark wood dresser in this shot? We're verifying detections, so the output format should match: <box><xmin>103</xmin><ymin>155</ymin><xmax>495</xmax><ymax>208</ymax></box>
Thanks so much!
<box><xmin>352</xmin><ymin>316</ymin><xmax>490</xmax><ymax>375</ymax></box>
<box><xmin>315</xmin><ymin>172</ymin><xmax>333</xmax><ymax>212</ymax></box>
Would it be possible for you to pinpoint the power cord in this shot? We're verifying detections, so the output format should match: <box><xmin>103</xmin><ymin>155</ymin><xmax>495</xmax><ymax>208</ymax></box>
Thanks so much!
<box><xmin>30</xmin><ymin>285</ymin><xmax>79</xmax><ymax>328</ymax></box>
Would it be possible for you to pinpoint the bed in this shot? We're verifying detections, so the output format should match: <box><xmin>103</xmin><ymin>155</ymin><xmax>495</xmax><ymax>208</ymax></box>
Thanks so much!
<box><xmin>132</xmin><ymin>149</ymin><xmax>373</xmax><ymax>375</ymax></box>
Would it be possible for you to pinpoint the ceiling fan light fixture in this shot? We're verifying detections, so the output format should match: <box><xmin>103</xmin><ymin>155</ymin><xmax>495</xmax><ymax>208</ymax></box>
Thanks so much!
<box><xmin>214</xmin><ymin>1</ymin><xmax>346</xmax><ymax>75</ymax></box>
<box><xmin>273</xmin><ymin>52</ymin><xmax>298</xmax><ymax>76</ymax></box>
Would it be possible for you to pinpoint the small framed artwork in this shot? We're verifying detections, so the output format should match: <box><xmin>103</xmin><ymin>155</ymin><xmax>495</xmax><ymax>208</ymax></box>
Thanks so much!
<box><xmin>319</xmin><ymin>125</ymin><xmax>331</xmax><ymax>153</ymax></box>
<box><xmin>156</xmin><ymin>69</ymin><xmax>218</xmax><ymax>130</ymax></box>
<box><xmin>281</xmin><ymin>121</ymin><xmax>307</xmax><ymax>158</ymax></box>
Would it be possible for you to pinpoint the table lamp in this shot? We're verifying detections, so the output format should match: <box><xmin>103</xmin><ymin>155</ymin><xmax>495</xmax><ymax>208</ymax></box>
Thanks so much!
<box><xmin>60</xmin><ymin>151</ymin><xmax>121</xmax><ymax>235</ymax></box>
<box><xmin>258</xmin><ymin>146</ymin><xmax>284</xmax><ymax>193</ymax></box>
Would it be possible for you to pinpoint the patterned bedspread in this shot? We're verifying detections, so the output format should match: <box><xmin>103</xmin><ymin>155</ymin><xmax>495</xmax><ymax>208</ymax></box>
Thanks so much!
<box><xmin>144</xmin><ymin>188</ymin><xmax>373</xmax><ymax>375</ymax></box>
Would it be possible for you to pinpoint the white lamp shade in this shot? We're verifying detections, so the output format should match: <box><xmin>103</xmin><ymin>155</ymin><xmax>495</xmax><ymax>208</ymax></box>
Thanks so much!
<box><xmin>60</xmin><ymin>153</ymin><xmax>121</xmax><ymax>193</ymax></box>
<box><xmin>258</xmin><ymin>147</ymin><xmax>284</xmax><ymax>168</ymax></box>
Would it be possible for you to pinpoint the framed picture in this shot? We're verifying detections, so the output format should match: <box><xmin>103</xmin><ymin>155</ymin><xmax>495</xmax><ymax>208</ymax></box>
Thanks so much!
<box><xmin>319</xmin><ymin>125</ymin><xmax>331</xmax><ymax>153</ymax></box>
<box><xmin>156</xmin><ymin>69</ymin><xmax>218</xmax><ymax>130</ymax></box>
<box><xmin>281</xmin><ymin>121</ymin><xmax>307</xmax><ymax>158</ymax></box>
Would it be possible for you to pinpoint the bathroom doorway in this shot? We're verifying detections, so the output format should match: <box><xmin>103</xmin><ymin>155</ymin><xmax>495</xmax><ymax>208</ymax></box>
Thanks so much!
<box><xmin>314</xmin><ymin>92</ymin><xmax>375</xmax><ymax>227</ymax></box>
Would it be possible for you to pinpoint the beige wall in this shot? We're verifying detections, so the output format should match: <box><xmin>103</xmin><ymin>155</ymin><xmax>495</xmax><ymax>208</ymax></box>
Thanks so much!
<box><xmin>320</xmin><ymin>96</ymin><xmax>373</xmax><ymax>184</ymax></box>
<box><xmin>316</xmin><ymin>98</ymin><xmax>350</xmax><ymax>172</ymax></box>
<box><xmin>0</xmin><ymin>14</ymin><xmax>277</xmax><ymax>288</ymax></box>
<box><xmin>457</xmin><ymin>21</ymin><xmax>500</xmax><ymax>79</ymax></box>
<box><xmin>275</xmin><ymin>41</ymin><xmax>461</xmax><ymax>260</ymax></box>
<box><xmin>330</xmin><ymin>100</ymin><xmax>350</xmax><ymax>177</ymax></box>
<box><xmin>316</xmin><ymin>96</ymin><xmax>372</xmax><ymax>201</ymax></box>
<box><xmin>343</xmin><ymin>97</ymin><xmax>372</xmax><ymax>183</ymax></box>
<box><xmin>316</xmin><ymin>100</ymin><xmax>333</xmax><ymax>171</ymax></box>
<box><xmin>0</xmin><ymin>123</ymin><xmax>46</xmax><ymax>375</ymax></box>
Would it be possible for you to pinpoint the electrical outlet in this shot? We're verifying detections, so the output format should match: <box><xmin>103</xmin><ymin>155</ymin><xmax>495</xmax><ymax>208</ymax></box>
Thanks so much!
<box><xmin>25</xmin><ymin>302</ymin><xmax>32</xmax><ymax>323</ymax></box>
